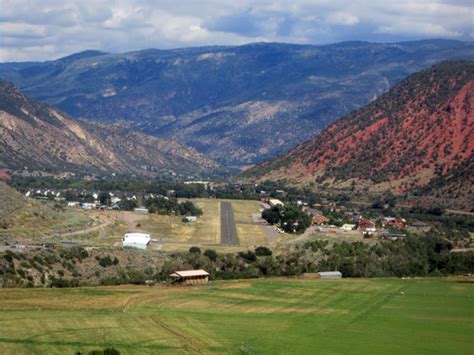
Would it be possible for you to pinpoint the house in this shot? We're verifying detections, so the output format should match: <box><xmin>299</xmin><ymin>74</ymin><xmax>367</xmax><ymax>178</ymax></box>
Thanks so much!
<box><xmin>185</xmin><ymin>216</ymin><xmax>197</xmax><ymax>222</ymax></box>
<box><xmin>111</xmin><ymin>196</ymin><xmax>121</xmax><ymax>204</ymax></box>
<box><xmin>358</xmin><ymin>217</ymin><xmax>376</xmax><ymax>233</ymax></box>
<box><xmin>134</xmin><ymin>207</ymin><xmax>149</xmax><ymax>213</ymax></box>
<box><xmin>269</xmin><ymin>198</ymin><xmax>284</xmax><ymax>207</ymax></box>
<box><xmin>170</xmin><ymin>269</ymin><xmax>209</xmax><ymax>285</ymax></box>
<box><xmin>312</xmin><ymin>215</ymin><xmax>329</xmax><ymax>225</ymax></box>
<box><xmin>341</xmin><ymin>223</ymin><xmax>356</xmax><ymax>231</ymax></box>
<box><xmin>123</xmin><ymin>233</ymin><xmax>151</xmax><ymax>250</ymax></box>
<box><xmin>383</xmin><ymin>217</ymin><xmax>407</xmax><ymax>229</ymax></box>
<box><xmin>184</xmin><ymin>180</ymin><xmax>213</xmax><ymax>190</ymax></box>
<box><xmin>317</xmin><ymin>271</ymin><xmax>342</xmax><ymax>279</ymax></box>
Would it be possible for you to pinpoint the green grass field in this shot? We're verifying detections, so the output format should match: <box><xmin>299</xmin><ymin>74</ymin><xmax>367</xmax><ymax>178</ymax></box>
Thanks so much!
<box><xmin>0</xmin><ymin>278</ymin><xmax>472</xmax><ymax>354</ymax></box>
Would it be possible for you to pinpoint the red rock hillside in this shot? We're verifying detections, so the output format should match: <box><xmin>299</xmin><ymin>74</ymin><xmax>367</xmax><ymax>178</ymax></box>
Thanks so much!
<box><xmin>244</xmin><ymin>61</ymin><xmax>473</xmax><ymax>205</ymax></box>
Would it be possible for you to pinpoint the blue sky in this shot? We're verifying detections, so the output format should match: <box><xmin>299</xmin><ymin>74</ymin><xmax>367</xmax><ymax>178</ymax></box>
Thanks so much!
<box><xmin>1</xmin><ymin>0</ymin><xmax>473</xmax><ymax>61</ymax></box>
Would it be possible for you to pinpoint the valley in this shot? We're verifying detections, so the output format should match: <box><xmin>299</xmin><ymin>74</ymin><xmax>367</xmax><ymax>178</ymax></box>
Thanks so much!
<box><xmin>1</xmin><ymin>30</ymin><xmax>473</xmax><ymax>355</ymax></box>
<box><xmin>1</xmin><ymin>40</ymin><xmax>473</xmax><ymax>167</ymax></box>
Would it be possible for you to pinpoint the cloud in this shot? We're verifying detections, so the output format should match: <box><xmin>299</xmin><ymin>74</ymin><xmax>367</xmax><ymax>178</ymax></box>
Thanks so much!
<box><xmin>326</xmin><ymin>12</ymin><xmax>359</xmax><ymax>26</ymax></box>
<box><xmin>0</xmin><ymin>0</ymin><xmax>472</xmax><ymax>61</ymax></box>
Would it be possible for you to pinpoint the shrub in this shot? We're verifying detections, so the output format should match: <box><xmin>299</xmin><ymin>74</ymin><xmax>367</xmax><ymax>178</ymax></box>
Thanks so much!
<box><xmin>255</xmin><ymin>246</ymin><xmax>272</xmax><ymax>257</ymax></box>
<box><xmin>203</xmin><ymin>249</ymin><xmax>218</xmax><ymax>261</ymax></box>
<box><xmin>98</xmin><ymin>256</ymin><xmax>114</xmax><ymax>268</ymax></box>
<box><xmin>189</xmin><ymin>246</ymin><xmax>201</xmax><ymax>254</ymax></box>
<box><xmin>239</xmin><ymin>251</ymin><xmax>257</xmax><ymax>262</ymax></box>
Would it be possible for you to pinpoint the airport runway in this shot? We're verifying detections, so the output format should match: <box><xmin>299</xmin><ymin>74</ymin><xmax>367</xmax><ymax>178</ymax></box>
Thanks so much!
<box><xmin>220</xmin><ymin>202</ymin><xmax>239</xmax><ymax>246</ymax></box>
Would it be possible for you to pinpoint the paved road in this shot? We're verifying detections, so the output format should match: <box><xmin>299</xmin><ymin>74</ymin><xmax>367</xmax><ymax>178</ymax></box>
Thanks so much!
<box><xmin>220</xmin><ymin>202</ymin><xmax>239</xmax><ymax>246</ymax></box>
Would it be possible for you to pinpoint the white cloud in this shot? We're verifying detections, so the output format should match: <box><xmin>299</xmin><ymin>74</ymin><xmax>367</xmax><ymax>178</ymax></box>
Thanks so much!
<box><xmin>326</xmin><ymin>12</ymin><xmax>359</xmax><ymax>26</ymax></box>
<box><xmin>0</xmin><ymin>0</ymin><xmax>472</xmax><ymax>61</ymax></box>
<box><xmin>0</xmin><ymin>22</ymin><xmax>47</xmax><ymax>38</ymax></box>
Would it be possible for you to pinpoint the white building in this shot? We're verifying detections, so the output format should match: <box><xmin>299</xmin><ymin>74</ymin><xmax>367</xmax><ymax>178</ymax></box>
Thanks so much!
<box><xmin>134</xmin><ymin>208</ymin><xmax>149</xmax><ymax>213</ymax></box>
<box><xmin>341</xmin><ymin>223</ymin><xmax>356</xmax><ymax>231</ymax></box>
<box><xmin>185</xmin><ymin>216</ymin><xmax>198</xmax><ymax>222</ymax></box>
<box><xmin>318</xmin><ymin>271</ymin><xmax>342</xmax><ymax>279</ymax></box>
<box><xmin>269</xmin><ymin>198</ymin><xmax>284</xmax><ymax>207</ymax></box>
<box><xmin>122</xmin><ymin>233</ymin><xmax>151</xmax><ymax>250</ymax></box>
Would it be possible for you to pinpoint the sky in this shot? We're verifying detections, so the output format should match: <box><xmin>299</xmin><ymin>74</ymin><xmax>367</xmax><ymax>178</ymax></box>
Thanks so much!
<box><xmin>0</xmin><ymin>0</ymin><xmax>473</xmax><ymax>61</ymax></box>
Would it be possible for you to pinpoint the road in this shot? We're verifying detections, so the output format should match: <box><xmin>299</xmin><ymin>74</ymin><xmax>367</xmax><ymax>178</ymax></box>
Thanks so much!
<box><xmin>282</xmin><ymin>226</ymin><xmax>318</xmax><ymax>245</ymax></box>
<box><xmin>220</xmin><ymin>202</ymin><xmax>239</xmax><ymax>246</ymax></box>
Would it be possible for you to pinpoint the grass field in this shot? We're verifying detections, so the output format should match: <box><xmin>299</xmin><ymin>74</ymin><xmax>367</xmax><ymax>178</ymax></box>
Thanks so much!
<box><xmin>130</xmin><ymin>199</ymin><xmax>269</xmax><ymax>250</ymax></box>
<box><xmin>0</xmin><ymin>278</ymin><xmax>472</xmax><ymax>354</ymax></box>
<box><xmin>230</xmin><ymin>200</ymin><xmax>268</xmax><ymax>246</ymax></box>
<box><xmin>139</xmin><ymin>199</ymin><xmax>221</xmax><ymax>248</ymax></box>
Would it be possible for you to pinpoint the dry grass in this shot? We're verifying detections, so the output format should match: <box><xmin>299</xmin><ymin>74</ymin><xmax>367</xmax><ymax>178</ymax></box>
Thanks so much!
<box><xmin>0</xmin><ymin>201</ymin><xmax>92</xmax><ymax>242</ymax></box>
<box><xmin>138</xmin><ymin>199</ymin><xmax>221</xmax><ymax>245</ymax></box>
<box><xmin>236</xmin><ymin>224</ymin><xmax>268</xmax><ymax>246</ymax></box>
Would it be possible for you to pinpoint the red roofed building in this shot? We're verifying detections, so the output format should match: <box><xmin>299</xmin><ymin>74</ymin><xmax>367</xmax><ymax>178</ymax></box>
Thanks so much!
<box><xmin>312</xmin><ymin>215</ymin><xmax>330</xmax><ymax>225</ymax></box>
<box><xmin>0</xmin><ymin>170</ymin><xmax>10</xmax><ymax>180</ymax></box>
<box><xmin>383</xmin><ymin>217</ymin><xmax>407</xmax><ymax>229</ymax></box>
<box><xmin>358</xmin><ymin>216</ymin><xmax>376</xmax><ymax>232</ymax></box>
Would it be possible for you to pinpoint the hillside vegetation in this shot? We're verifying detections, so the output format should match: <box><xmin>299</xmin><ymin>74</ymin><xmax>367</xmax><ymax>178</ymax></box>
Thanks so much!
<box><xmin>0</xmin><ymin>82</ymin><xmax>219</xmax><ymax>176</ymax></box>
<box><xmin>0</xmin><ymin>182</ymin><xmax>25</xmax><ymax>225</ymax></box>
<box><xmin>1</xmin><ymin>40</ymin><xmax>473</xmax><ymax>167</ymax></box>
<box><xmin>245</xmin><ymin>61</ymin><xmax>474</xmax><ymax>209</ymax></box>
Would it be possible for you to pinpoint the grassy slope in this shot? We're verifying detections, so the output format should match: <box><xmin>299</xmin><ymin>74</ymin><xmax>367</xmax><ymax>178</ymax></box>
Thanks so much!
<box><xmin>0</xmin><ymin>278</ymin><xmax>472</xmax><ymax>354</ymax></box>
<box><xmin>0</xmin><ymin>182</ymin><xmax>25</xmax><ymax>223</ymax></box>
<box><xmin>0</xmin><ymin>201</ymin><xmax>92</xmax><ymax>242</ymax></box>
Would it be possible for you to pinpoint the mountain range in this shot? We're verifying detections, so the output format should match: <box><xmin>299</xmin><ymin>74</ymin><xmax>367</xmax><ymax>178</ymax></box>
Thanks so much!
<box><xmin>1</xmin><ymin>39</ymin><xmax>473</xmax><ymax>168</ymax></box>
<box><xmin>243</xmin><ymin>61</ymin><xmax>473</xmax><ymax>209</ymax></box>
<box><xmin>0</xmin><ymin>82</ymin><xmax>219</xmax><ymax>177</ymax></box>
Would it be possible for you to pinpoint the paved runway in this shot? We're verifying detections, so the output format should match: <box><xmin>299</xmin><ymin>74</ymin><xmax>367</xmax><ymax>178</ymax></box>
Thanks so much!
<box><xmin>220</xmin><ymin>202</ymin><xmax>239</xmax><ymax>246</ymax></box>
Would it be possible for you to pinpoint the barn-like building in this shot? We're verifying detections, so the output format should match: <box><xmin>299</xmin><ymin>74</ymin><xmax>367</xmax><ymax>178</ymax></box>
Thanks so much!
<box><xmin>170</xmin><ymin>270</ymin><xmax>209</xmax><ymax>285</ymax></box>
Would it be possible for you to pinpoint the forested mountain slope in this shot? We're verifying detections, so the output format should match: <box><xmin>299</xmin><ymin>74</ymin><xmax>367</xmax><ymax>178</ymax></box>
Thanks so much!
<box><xmin>1</xmin><ymin>40</ymin><xmax>473</xmax><ymax>167</ymax></box>
<box><xmin>244</xmin><ymin>61</ymin><xmax>474</xmax><ymax>208</ymax></box>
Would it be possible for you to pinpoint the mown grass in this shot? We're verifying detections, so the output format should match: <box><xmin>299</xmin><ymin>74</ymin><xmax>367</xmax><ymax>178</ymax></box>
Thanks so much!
<box><xmin>229</xmin><ymin>199</ymin><xmax>268</xmax><ymax>246</ymax></box>
<box><xmin>0</xmin><ymin>278</ymin><xmax>472</xmax><ymax>354</ymax></box>
<box><xmin>140</xmin><ymin>199</ymin><xmax>220</xmax><ymax>246</ymax></box>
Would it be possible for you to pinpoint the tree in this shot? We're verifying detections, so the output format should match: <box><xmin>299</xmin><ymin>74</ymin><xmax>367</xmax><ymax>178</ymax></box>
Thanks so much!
<box><xmin>203</xmin><ymin>249</ymin><xmax>218</xmax><ymax>261</ymax></box>
<box><xmin>98</xmin><ymin>192</ymin><xmax>110</xmax><ymax>206</ymax></box>
<box><xmin>255</xmin><ymin>246</ymin><xmax>272</xmax><ymax>257</ymax></box>
<box><xmin>262</xmin><ymin>208</ymin><xmax>280</xmax><ymax>225</ymax></box>
<box><xmin>189</xmin><ymin>246</ymin><xmax>201</xmax><ymax>254</ymax></box>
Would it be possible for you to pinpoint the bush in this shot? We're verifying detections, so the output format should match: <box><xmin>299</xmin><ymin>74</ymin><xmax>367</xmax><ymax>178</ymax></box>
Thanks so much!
<box><xmin>76</xmin><ymin>347</ymin><xmax>121</xmax><ymax>355</ymax></box>
<box><xmin>189</xmin><ymin>246</ymin><xmax>201</xmax><ymax>254</ymax></box>
<box><xmin>203</xmin><ymin>249</ymin><xmax>218</xmax><ymax>261</ymax></box>
<box><xmin>98</xmin><ymin>256</ymin><xmax>114</xmax><ymax>268</ymax></box>
<box><xmin>239</xmin><ymin>251</ymin><xmax>257</xmax><ymax>262</ymax></box>
<box><xmin>255</xmin><ymin>246</ymin><xmax>272</xmax><ymax>257</ymax></box>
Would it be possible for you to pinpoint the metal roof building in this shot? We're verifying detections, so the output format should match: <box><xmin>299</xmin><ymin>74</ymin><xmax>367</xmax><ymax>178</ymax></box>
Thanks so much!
<box><xmin>123</xmin><ymin>233</ymin><xmax>151</xmax><ymax>250</ymax></box>
<box><xmin>170</xmin><ymin>269</ymin><xmax>209</xmax><ymax>285</ymax></box>
<box><xmin>317</xmin><ymin>271</ymin><xmax>342</xmax><ymax>279</ymax></box>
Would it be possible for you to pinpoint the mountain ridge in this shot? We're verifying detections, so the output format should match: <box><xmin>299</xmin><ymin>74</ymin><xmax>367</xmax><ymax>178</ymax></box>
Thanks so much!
<box><xmin>1</xmin><ymin>39</ymin><xmax>473</xmax><ymax>167</ymax></box>
<box><xmin>243</xmin><ymin>61</ymin><xmax>474</xmax><ymax>209</ymax></box>
<box><xmin>0</xmin><ymin>81</ymin><xmax>220</xmax><ymax>177</ymax></box>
